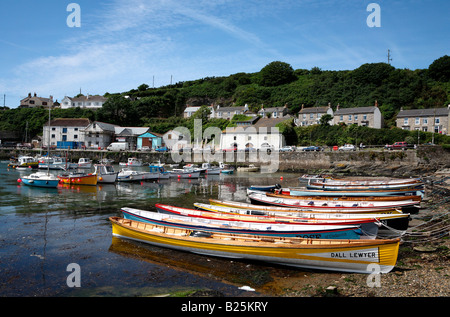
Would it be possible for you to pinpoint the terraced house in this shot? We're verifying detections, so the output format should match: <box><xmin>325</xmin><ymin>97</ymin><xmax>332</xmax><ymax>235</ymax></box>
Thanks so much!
<box><xmin>396</xmin><ymin>106</ymin><xmax>450</xmax><ymax>134</ymax></box>
<box><xmin>333</xmin><ymin>102</ymin><xmax>384</xmax><ymax>129</ymax></box>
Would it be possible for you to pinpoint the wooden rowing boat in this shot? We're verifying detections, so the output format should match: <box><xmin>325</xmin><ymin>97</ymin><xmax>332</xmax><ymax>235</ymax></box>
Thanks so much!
<box><xmin>264</xmin><ymin>193</ymin><xmax>419</xmax><ymax>210</ymax></box>
<box><xmin>275</xmin><ymin>188</ymin><xmax>422</xmax><ymax>202</ymax></box>
<box><xmin>284</xmin><ymin>187</ymin><xmax>424</xmax><ymax>197</ymax></box>
<box><xmin>248</xmin><ymin>192</ymin><xmax>410</xmax><ymax>212</ymax></box>
<box><xmin>110</xmin><ymin>217</ymin><xmax>401</xmax><ymax>274</ymax></box>
<box><xmin>194</xmin><ymin>203</ymin><xmax>410</xmax><ymax>231</ymax></box>
<box><xmin>122</xmin><ymin>206</ymin><xmax>372</xmax><ymax>239</ymax></box>
<box><xmin>209</xmin><ymin>199</ymin><xmax>403</xmax><ymax>215</ymax></box>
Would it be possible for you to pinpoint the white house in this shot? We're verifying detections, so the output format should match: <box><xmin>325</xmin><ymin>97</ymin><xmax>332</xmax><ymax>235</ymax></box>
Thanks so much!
<box><xmin>43</xmin><ymin>118</ymin><xmax>90</xmax><ymax>148</ymax></box>
<box><xmin>61</xmin><ymin>94</ymin><xmax>107</xmax><ymax>110</ymax></box>
<box><xmin>82</xmin><ymin>121</ymin><xmax>118</xmax><ymax>149</ymax></box>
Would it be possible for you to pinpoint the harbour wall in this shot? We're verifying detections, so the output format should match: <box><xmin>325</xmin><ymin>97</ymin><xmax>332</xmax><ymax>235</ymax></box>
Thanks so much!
<box><xmin>2</xmin><ymin>146</ymin><xmax>449</xmax><ymax>177</ymax></box>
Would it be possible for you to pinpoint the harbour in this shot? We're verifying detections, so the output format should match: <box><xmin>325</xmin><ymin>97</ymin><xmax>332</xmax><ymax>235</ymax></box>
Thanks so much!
<box><xmin>1</xmin><ymin>156</ymin><xmax>449</xmax><ymax>297</ymax></box>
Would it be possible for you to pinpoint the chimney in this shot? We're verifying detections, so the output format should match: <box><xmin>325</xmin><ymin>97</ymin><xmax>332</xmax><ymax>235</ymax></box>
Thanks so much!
<box><xmin>28</xmin><ymin>93</ymin><xmax>31</xmax><ymax>97</ymax></box>
<box><xmin>336</xmin><ymin>104</ymin><xmax>340</xmax><ymax>111</ymax></box>
<box><xmin>375</xmin><ymin>100</ymin><xmax>378</xmax><ymax>107</ymax></box>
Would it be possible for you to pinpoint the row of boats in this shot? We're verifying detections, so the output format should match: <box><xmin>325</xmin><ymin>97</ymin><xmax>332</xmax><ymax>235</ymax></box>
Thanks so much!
<box><xmin>109</xmin><ymin>176</ymin><xmax>425</xmax><ymax>274</ymax></box>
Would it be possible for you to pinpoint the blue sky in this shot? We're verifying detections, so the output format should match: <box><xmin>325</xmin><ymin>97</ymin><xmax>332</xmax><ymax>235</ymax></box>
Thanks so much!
<box><xmin>0</xmin><ymin>0</ymin><xmax>449</xmax><ymax>108</ymax></box>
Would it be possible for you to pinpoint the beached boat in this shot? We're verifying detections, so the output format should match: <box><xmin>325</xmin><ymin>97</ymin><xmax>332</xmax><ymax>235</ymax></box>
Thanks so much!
<box><xmin>248</xmin><ymin>192</ymin><xmax>412</xmax><ymax>212</ymax></box>
<box><xmin>122</xmin><ymin>206</ymin><xmax>371</xmax><ymax>239</ymax></box>
<box><xmin>77</xmin><ymin>158</ymin><xmax>92</xmax><ymax>169</ymax></box>
<box><xmin>57</xmin><ymin>172</ymin><xmax>98</xmax><ymax>186</ymax></box>
<box><xmin>19</xmin><ymin>172</ymin><xmax>60</xmax><ymax>188</ymax></box>
<box><xmin>195</xmin><ymin>202</ymin><xmax>410</xmax><ymax>231</ymax></box>
<box><xmin>94</xmin><ymin>164</ymin><xmax>118</xmax><ymax>183</ymax></box>
<box><xmin>275</xmin><ymin>188</ymin><xmax>422</xmax><ymax>202</ymax></box>
<box><xmin>282</xmin><ymin>187</ymin><xmax>424</xmax><ymax>197</ymax></box>
<box><xmin>202</xmin><ymin>163</ymin><xmax>222</xmax><ymax>175</ymax></box>
<box><xmin>110</xmin><ymin>216</ymin><xmax>401</xmax><ymax>273</ymax></box>
<box><xmin>210</xmin><ymin>198</ymin><xmax>402</xmax><ymax>215</ymax></box>
<box><xmin>119</xmin><ymin>157</ymin><xmax>143</xmax><ymax>167</ymax></box>
<box><xmin>117</xmin><ymin>168</ymin><xmax>159</xmax><ymax>182</ymax></box>
<box><xmin>309</xmin><ymin>177</ymin><xmax>423</xmax><ymax>188</ymax></box>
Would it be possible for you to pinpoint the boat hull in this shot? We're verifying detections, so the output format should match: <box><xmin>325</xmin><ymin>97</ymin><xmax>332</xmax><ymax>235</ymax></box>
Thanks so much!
<box><xmin>58</xmin><ymin>174</ymin><xmax>98</xmax><ymax>186</ymax></box>
<box><xmin>110</xmin><ymin>217</ymin><xmax>400</xmax><ymax>274</ymax></box>
<box><xmin>122</xmin><ymin>207</ymin><xmax>368</xmax><ymax>240</ymax></box>
<box><xmin>21</xmin><ymin>177</ymin><xmax>59</xmax><ymax>188</ymax></box>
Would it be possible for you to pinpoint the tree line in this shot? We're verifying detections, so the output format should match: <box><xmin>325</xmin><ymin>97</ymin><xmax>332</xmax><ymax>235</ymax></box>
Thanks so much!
<box><xmin>1</xmin><ymin>56</ymin><xmax>449</xmax><ymax>146</ymax></box>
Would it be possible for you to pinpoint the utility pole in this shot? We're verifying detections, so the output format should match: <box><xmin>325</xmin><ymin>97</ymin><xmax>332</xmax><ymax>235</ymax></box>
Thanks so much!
<box><xmin>387</xmin><ymin>49</ymin><xmax>393</xmax><ymax>65</ymax></box>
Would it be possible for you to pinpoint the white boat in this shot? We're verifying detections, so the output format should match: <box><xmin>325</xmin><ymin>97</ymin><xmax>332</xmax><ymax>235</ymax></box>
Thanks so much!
<box><xmin>119</xmin><ymin>157</ymin><xmax>143</xmax><ymax>167</ymax></box>
<box><xmin>219</xmin><ymin>162</ymin><xmax>234</xmax><ymax>174</ymax></box>
<box><xmin>117</xmin><ymin>168</ymin><xmax>159</xmax><ymax>182</ymax></box>
<box><xmin>8</xmin><ymin>156</ymin><xmax>39</xmax><ymax>169</ymax></box>
<box><xmin>94</xmin><ymin>164</ymin><xmax>118</xmax><ymax>183</ymax></box>
<box><xmin>237</xmin><ymin>164</ymin><xmax>259</xmax><ymax>172</ymax></box>
<box><xmin>77</xmin><ymin>158</ymin><xmax>92</xmax><ymax>169</ymax></box>
<box><xmin>19</xmin><ymin>172</ymin><xmax>60</xmax><ymax>188</ymax></box>
<box><xmin>39</xmin><ymin>156</ymin><xmax>78</xmax><ymax>170</ymax></box>
<box><xmin>202</xmin><ymin>162</ymin><xmax>222</xmax><ymax>175</ymax></box>
<box><xmin>168</xmin><ymin>168</ymin><xmax>201</xmax><ymax>179</ymax></box>
<box><xmin>149</xmin><ymin>164</ymin><xmax>170</xmax><ymax>179</ymax></box>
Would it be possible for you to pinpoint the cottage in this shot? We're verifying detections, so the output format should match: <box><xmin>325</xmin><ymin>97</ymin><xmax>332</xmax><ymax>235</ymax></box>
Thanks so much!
<box><xmin>396</xmin><ymin>106</ymin><xmax>450</xmax><ymax>134</ymax></box>
<box><xmin>333</xmin><ymin>102</ymin><xmax>384</xmax><ymax>129</ymax></box>
<box><xmin>82</xmin><ymin>121</ymin><xmax>118</xmax><ymax>149</ymax></box>
<box><xmin>20</xmin><ymin>93</ymin><xmax>54</xmax><ymax>108</ymax></box>
<box><xmin>258</xmin><ymin>105</ymin><xmax>289</xmax><ymax>118</ymax></box>
<box><xmin>212</xmin><ymin>104</ymin><xmax>249</xmax><ymax>120</ymax></box>
<box><xmin>43</xmin><ymin>118</ymin><xmax>90</xmax><ymax>149</ymax></box>
<box><xmin>61</xmin><ymin>94</ymin><xmax>107</xmax><ymax>109</ymax></box>
<box><xmin>297</xmin><ymin>103</ymin><xmax>334</xmax><ymax>126</ymax></box>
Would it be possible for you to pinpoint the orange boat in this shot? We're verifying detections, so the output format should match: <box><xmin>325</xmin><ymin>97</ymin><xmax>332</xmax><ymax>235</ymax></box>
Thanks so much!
<box><xmin>58</xmin><ymin>172</ymin><xmax>98</xmax><ymax>186</ymax></box>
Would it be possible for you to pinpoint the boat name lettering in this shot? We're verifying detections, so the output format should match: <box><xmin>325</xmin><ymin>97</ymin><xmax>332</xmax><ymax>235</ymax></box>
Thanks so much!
<box><xmin>331</xmin><ymin>251</ymin><xmax>377</xmax><ymax>259</ymax></box>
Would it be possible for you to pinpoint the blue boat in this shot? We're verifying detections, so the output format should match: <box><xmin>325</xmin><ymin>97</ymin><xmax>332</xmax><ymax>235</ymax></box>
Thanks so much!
<box><xmin>20</xmin><ymin>172</ymin><xmax>60</xmax><ymax>188</ymax></box>
<box><xmin>248</xmin><ymin>184</ymin><xmax>281</xmax><ymax>192</ymax></box>
<box><xmin>121</xmin><ymin>206</ymin><xmax>369</xmax><ymax>240</ymax></box>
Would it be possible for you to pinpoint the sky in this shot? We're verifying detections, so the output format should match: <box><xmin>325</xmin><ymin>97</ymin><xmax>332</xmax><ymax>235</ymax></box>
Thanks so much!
<box><xmin>0</xmin><ymin>0</ymin><xmax>449</xmax><ymax>108</ymax></box>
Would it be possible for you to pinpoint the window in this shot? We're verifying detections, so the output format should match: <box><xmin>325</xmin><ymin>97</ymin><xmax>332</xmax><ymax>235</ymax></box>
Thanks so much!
<box><xmin>423</xmin><ymin>118</ymin><xmax>428</xmax><ymax>124</ymax></box>
<box><xmin>415</xmin><ymin>118</ymin><xmax>420</xmax><ymax>125</ymax></box>
<box><xmin>354</xmin><ymin>115</ymin><xmax>358</xmax><ymax>121</ymax></box>
<box><xmin>248</xmin><ymin>136</ymin><xmax>252</xmax><ymax>140</ymax></box>
<box><xmin>403</xmin><ymin>118</ymin><xmax>408</xmax><ymax>125</ymax></box>
<box><xmin>51</xmin><ymin>134</ymin><xmax>55</xmax><ymax>139</ymax></box>
<box><xmin>363</xmin><ymin>115</ymin><xmax>367</xmax><ymax>120</ymax></box>
<box><xmin>435</xmin><ymin>118</ymin><xmax>440</xmax><ymax>124</ymax></box>
<box><xmin>74</xmin><ymin>135</ymin><xmax>78</xmax><ymax>139</ymax></box>
<box><xmin>310</xmin><ymin>113</ymin><xmax>314</xmax><ymax>119</ymax></box>
<box><xmin>340</xmin><ymin>115</ymin><xmax>343</xmax><ymax>121</ymax></box>
<box><xmin>62</xmin><ymin>128</ymin><xmax>68</xmax><ymax>133</ymax></box>
<box><xmin>348</xmin><ymin>115</ymin><xmax>352</xmax><ymax>121</ymax></box>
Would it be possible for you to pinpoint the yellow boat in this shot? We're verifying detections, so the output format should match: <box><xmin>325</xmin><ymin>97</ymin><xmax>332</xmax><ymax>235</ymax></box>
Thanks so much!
<box><xmin>110</xmin><ymin>217</ymin><xmax>400</xmax><ymax>274</ymax></box>
<box><xmin>58</xmin><ymin>172</ymin><xmax>98</xmax><ymax>186</ymax></box>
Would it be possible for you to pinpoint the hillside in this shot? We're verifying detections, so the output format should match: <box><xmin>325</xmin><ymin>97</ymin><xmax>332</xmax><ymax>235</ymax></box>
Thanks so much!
<box><xmin>1</xmin><ymin>56</ymin><xmax>449</xmax><ymax>144</ymax></box>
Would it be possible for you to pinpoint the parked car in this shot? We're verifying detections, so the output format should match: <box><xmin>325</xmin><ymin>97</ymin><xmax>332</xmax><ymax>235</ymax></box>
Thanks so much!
<box><xmin>222</xmin><ymin>145</ymin><xmax>237</xmax><ymax>152</ymax></box>
<box><xmin>260</xmin><ymin>143</ymin><xmax>274</xmax><ymax>153</ymax></box>
<box><xmin>338</xmin><ymin>144</ymin><xmax>356</xmax><ymax>151</ymax></box>
<box><xmin>155</xmin><ymin>146</ymin><xmax>168</xmax><ymax>152</ymax></box>
<box><xmin>279</xmin><ymin>146</ymin><xmax>295</xmax><ymax>152</ymax></box>
<box><xmin>302</xmin><ymin>146</ymin><xmax>322</xmax><ymax>152</ymax></box>
<box><xmin>139</xmin><ymin>146</ymin><xmax>151</xmax><ymax>151</ymax></box>
<box><xmin>385</xmin><ymin>141</ymin><xmax>409</xmax><ymax>150</ymax></box>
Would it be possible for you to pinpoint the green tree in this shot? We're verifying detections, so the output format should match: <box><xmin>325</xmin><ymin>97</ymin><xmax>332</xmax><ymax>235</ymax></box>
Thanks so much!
<box><xmin>428</xmin><ymin>55</ymin><xmax>450</xmax><ymax>82</ymax></box>
<box><xmin>319</xmin><ymin>114</ymin><xmax>333</xmax><ymax>126</ymax></box>
<box><xmin>258</xmin><ymin>61</ymin><xmax>296</xmax><ymax>87</ymax></box>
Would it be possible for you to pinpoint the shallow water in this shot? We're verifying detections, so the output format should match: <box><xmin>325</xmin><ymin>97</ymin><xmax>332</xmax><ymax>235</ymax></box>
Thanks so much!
<box><xmin>0</xmin><ymin>163</ymin><xmax>305</xmax><ymax>297</ymax></box>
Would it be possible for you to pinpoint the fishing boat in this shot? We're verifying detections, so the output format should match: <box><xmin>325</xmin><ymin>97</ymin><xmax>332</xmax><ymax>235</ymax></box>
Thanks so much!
<box><xmin>149</xmin><ymin>164</ymin><xmax>170</xmax><ymax>179</ymax></box>
<box><xmin>194</xmin><ymin>202</ymin><xmax>410</xmax><ymax>231</ymax></box>
<box><xmin>122</xmin><ymin>206</ymin><xmax>372</xmax><ymax>239</ymax></box>
<box><xmin>201</xmin><ymin>163</ymin><xmax>222</xmax><ymax>175</ymax></box>
<box><xmin>19</xmin><ymin>172</ymin><xmax>60</xmax><ymax>188</ymax></box>
<box><xmin>58</xmin><ymin>172</ymin><xmax>98</xmax><ymax>186</ymax></box>
<box><xmin>209</xmin><ymin>198</ymin><xmax>403</xmax><ymax>215</ymax></box>
<box><xmin>8</xmin><ymin>156</ymin><xmax>39</xmax><ymax>169</ymax></box>
<box><xmin>117</xmin><ymin>168</ymin><xmax>159</xmax><ymax>182</ymax></box>
<box><xmin>309</xmin><ymin>177</ymin><xmax>423</xmax><ymax>188</ymax></box>
<box><xmin>94</xmin><ymin>164</ymin><xmax>118</xmax><ymax>183</ymax></box>
<box><xmin>248</xmin><ymin>192</ymin><xmax>412</xmax><ymax>212</ymax></box>
<box><xmin>168</xmin><ymin>168</ymin><xmax>201</xmax><ymax>179</ymax></box>
<box><xmin>119</xmin><ymin>157</ymin><xmax>143</xmax><ymax>167</ymax></box>
<box><xmin>110</xmin><ymin>216</ymin><xmax>401</xmax><ymax>273</ymax></box>
<box><xmin>77</xmin><ymin>158</ymin><xmax>92</xmax><ymax>169</ymax></box>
